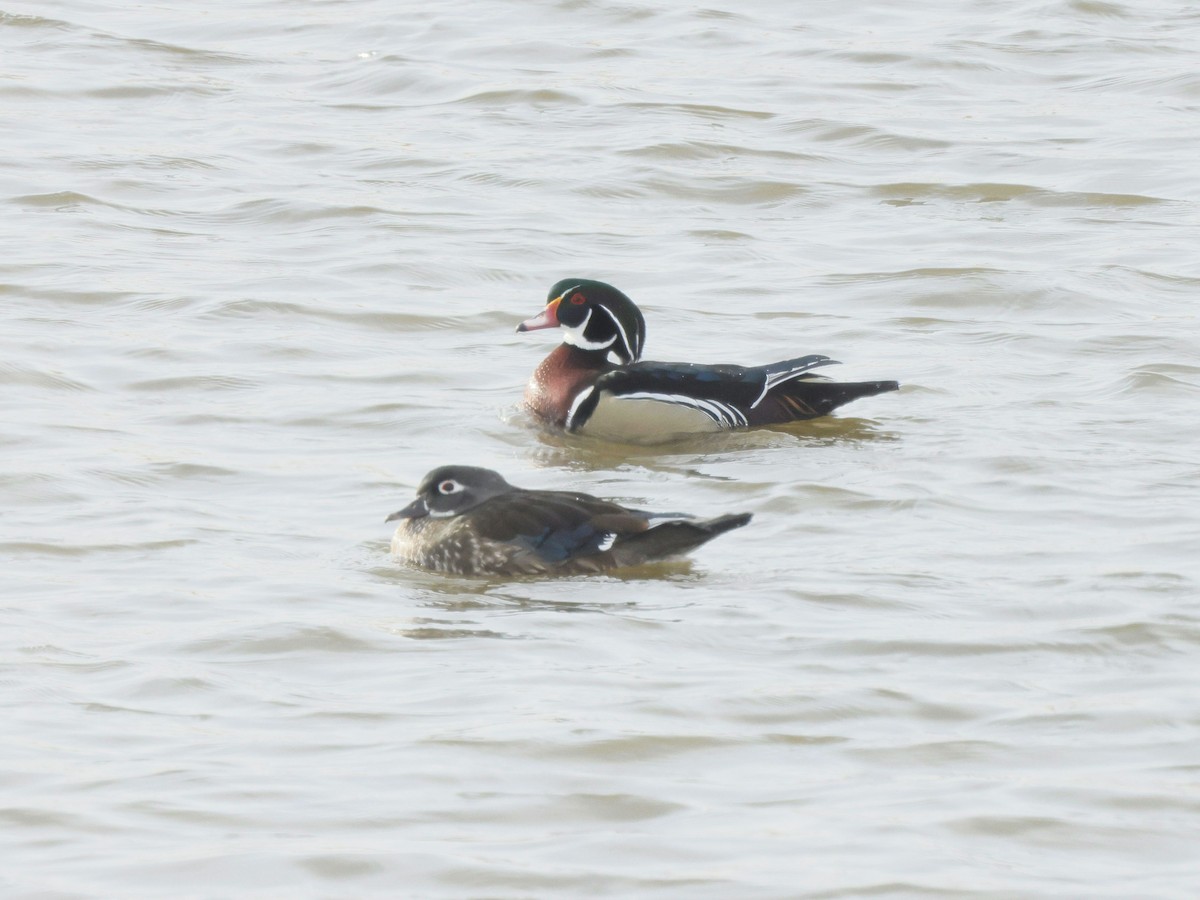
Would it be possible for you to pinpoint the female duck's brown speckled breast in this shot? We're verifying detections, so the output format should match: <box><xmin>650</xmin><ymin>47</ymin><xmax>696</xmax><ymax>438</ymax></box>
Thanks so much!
<box><xmin>390</xmin><ymin>516</ymin><xmax>514</xmax><ymax>576</ymax></box>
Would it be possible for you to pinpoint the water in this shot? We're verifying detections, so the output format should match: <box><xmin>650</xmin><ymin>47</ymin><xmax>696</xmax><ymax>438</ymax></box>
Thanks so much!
<box><xmin>4</xmin><ymin>0</ymin><xmax>1200</xmax><ymax>896</ymax></box>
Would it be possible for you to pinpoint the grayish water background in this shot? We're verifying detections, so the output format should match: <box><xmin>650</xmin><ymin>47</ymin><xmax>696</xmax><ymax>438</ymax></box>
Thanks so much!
<box><xmin>3</xmin><ymin>0</ymin><xmax>1199</xmax><ymax>896</ymax></box>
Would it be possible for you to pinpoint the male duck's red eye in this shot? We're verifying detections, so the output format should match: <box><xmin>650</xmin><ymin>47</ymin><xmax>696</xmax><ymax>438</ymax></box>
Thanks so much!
<box><xmin>570</xmin><ymin>293</ymin><xmax>586</xmax><ymax>305</ymax></box>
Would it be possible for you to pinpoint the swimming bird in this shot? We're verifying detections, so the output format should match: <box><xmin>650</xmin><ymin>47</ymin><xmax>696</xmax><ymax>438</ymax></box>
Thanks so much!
<box><xmin>386</xmin><ymin>464</ymin><xmax>751</xmax><ymax>576</ymax></box>
<box><xmin>518</xmin><ymin>278</ymin><xmax>899</xmax><ymax>441</ymax></box>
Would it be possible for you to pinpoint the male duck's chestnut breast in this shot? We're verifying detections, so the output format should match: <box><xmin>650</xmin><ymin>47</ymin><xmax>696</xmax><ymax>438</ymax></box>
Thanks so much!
<box><xmin>524</xmin><ymin>345</ymin><xmax>606</xmax><ymax>426</ymax></box>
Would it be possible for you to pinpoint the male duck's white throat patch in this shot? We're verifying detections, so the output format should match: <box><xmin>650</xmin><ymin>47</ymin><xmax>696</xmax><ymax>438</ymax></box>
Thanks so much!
<box><xmin>561</xmin><ymin>309</ymin><xmax>617</xmax><ymax>353</ymax></box>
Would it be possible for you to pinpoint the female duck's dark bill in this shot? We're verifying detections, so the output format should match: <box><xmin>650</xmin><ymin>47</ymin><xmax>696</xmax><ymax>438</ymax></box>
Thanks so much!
<box><xmin>385</xmin><ymin>497</ymin><xmax>428</xmax><ymax>522</ymax></box>
<box><xmin>516</xmin><ymin>295</ymin><xmax>562</xmax><ymax>333</ymax></box>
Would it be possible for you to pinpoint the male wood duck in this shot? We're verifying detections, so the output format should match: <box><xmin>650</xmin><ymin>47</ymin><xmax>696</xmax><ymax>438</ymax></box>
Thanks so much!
<box><xmin>518</xmin><ymin>279</ymin><xmax>899</xmax><ymax>441</ymax></box>
<box><xmin>386</xmin><ymin>464</ymin><xmax>751</xmax><ymax>576</ymax></box>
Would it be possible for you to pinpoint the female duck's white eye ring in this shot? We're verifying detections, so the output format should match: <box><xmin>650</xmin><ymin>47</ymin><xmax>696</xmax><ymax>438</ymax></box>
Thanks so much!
<box><xmin>438</xmin><ymin>480</ymin><xmax>463</xmax><ymax>495</ymax></box>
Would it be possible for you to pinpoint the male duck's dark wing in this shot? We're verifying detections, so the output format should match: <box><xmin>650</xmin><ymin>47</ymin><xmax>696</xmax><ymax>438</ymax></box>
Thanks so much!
<box><xmin>469</xmin><ymin>491</ymin><xmax>649</xmax><ymax>568</ymax></box>
<box><xmin>567</xmin><ymin>354</ymin><xmax>839</xmax><ymax>430</ymax></box>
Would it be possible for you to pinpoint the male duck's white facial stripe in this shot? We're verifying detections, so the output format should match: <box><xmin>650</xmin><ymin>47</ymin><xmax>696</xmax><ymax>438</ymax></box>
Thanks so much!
<box><xmin>561</xmin><ymin>308</ymin><xmax>617</xmax><ymax>353</ymax></box>
<box><xmin>595</xmin><ymin>302</ymin><xmax>637</xmax><ymax>362</ymax></box>
<box><xmin>617</xmin><ymin>391</ymin><xmax>748</xmax><ymax>428</ymax></box>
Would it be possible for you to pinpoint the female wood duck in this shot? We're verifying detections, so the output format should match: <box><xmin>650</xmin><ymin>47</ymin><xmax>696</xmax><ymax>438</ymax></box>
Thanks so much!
<box><xmin>518</xmin><ymin>279</ymin><xmax>899</xmax><ymax>441</ymax></box>
<box><xmin>386</xmin><ymin>464</ymin><xmax>751</xmax><ymax>576</ymax></box>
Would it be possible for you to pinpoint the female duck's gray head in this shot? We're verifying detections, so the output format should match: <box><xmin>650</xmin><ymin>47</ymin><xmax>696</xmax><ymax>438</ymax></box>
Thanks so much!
<box><xmin>386</xmin><ymin>465</ymin><xmax>515</xmax><ymax>521</ymax></box>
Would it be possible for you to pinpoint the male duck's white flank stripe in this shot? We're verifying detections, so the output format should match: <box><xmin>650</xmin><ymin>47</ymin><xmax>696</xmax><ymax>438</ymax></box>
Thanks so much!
<box><xmin>617</xmin><ymin>391</ymin><xmax>749</xmax><ymax>428</ymax></box>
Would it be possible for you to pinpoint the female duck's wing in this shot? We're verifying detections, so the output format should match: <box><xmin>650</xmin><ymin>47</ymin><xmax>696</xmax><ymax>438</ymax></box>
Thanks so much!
<box><xmin>469</xmin><ymin>491</ymin><xmax>753</xmax><ymax>573</ymax></box>
<box><xmin>470</xmin><ymin>491</ymin><xmax>649</xmax><ymax>568</ymax></box>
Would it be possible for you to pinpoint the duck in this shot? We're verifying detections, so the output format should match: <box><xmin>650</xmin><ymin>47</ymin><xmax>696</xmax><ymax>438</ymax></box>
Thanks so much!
<box><xmin>386</xmin><ymin>464</ymin><xmax>751</xmax><ymax>576</ymax></box>
<box><xmin>517</xmin><ymin>278</ymin><xmax>899</xmax><ymax>441</ymax></box>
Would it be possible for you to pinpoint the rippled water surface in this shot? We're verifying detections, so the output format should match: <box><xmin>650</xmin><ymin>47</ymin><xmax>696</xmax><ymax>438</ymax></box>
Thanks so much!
<box><xmin>4</xmin><ymin>0</ymin><xmax>1200</xmax><ymax>896</ymax></box>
